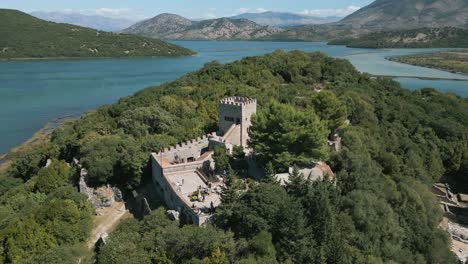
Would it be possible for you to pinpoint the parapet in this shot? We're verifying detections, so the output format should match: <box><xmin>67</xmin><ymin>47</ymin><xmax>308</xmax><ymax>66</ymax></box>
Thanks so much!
<box><xmin>155</xmin><ymin>132</ymin><xmax>217</xmax><ymax>156</ymax></box>
<box><xmin>220</xmin><ymin>96</ymin><xmax>257</xmax><ymax>107</ymax></box>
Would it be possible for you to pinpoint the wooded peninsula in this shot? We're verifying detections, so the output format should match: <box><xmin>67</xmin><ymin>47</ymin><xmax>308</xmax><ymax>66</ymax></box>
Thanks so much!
<box><xmin>0</xmin><ymin>50</ymin><xmax>466</xmax><ymax>263</ymax></box>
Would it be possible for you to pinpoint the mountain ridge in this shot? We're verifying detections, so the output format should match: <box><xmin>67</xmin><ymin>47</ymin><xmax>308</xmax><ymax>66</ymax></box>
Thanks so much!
<box><xmin>30</xmin><ymin>11</ymin><xmax>136</xmax><ymax>32</ymax></box>
<box><xmin>123</xmin><ymin>14</ymin><xmax>284</xmax><ymax>40</ymax></box>
<box><xmin>231</xmin><ymin>11</ymin><xmax>341</xmax><ymax>27</ymax></box>
<box><xmin>336</xmin><ymin>0</ymin><xmax>468</xmax><ymax>30</ymax></box>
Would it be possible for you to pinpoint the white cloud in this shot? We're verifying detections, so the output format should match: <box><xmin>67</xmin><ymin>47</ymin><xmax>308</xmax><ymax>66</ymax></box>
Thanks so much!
<box><xmin>237</xmin><ymin>7</ymin><xmax>268</xmax><ymax>14</ymax></box>
<box><xmin>300</xmin><ymin>5</ymin><xmax>361</xmax><ymax>17</ymax></box>
<box><xmin>238</xmin><ymin>8</ymin><xmax>251</xmax><ymax>13</ymax></box>
<box><xmin>94</xmin><ymin>7</ymin><xmax>148</xmax><ymax>21</ymax></box>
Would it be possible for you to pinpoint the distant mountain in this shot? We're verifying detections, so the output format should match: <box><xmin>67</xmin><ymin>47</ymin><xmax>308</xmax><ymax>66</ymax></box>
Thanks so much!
<box><xmin>123</xmin><ymin>13</ymin><xmax>194</xmax><ymax>38</ymax></box>
<box><xmin>328</xmin><ymin>27</ymin><xmax>468</xmax><ymax>48</ymax></box>
<box><xmin>267</xmin><ymin>0</ymin><xmax>468</xmax><ymax>42</ymax></box>
<box><xmin>264</xmin><ymin>24</ymin><xmax>360</xmax><ymax>42</ymax></box>
<box><xmin>123</xmin><ymin>13</ymin><xmax>283</xmax><ymax>40</ymax></box>
<box><xmin>231</xmin><ymin>11</ymin><xmax>341</xmax><ymax>27</ymax></box>
<box><xmin>0</xmin><ymin>9</ymin><xmax>194</xmax><ymax>59</ymax></box>
<box><xmin>30</xmin><ymin>11</ymin><xmax>136</xmax><ymax>32</ymax></box>
<box><xmin>337</xmin><ymin>0</ymin><xmax>468</xmax><ymax>31</ymax></box>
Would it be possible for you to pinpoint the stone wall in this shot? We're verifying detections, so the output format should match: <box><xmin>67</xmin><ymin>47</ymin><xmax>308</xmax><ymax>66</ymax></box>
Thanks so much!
<box><xmin>151</xmin><ymin>156</ymin><xmax>203</xmax><ymax>225</ymax></box>
<box><xmin>218</xmin><ymin>97</ymin><xmax>257</xmax><ymax>146</ymax></box>
<box><xmin>163</xmin><ymin>156</ymin><xmax>213</xmax><ymax>175</ymax></box>
<box><xmin>157</xmin><ymin>133</ymin><xmax>215</xmax><ymax>163</ymax></box>
<box><xmin>240</xmin><ymin>99</ymin><xmax>257</xmax><ymax>146</ymax></box>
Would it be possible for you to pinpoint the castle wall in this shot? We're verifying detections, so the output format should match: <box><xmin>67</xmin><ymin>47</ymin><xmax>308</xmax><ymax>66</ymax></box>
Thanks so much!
<box><xmin>150</xmin><ymin>96</ymin><xmax>257</xmax><ymax>226</ymax></box>
<box><xmin>162</xmin><ymin>155</ymin><xmax>213</xmax><ymax>175</ymax></box>
<box><xmin>158</xmin><ymin>133</ymin><xmax>215</xmax><ymax>163</ymax></box>
<box><xmin>218</xmin><ymin>103</ymin><xmax>242</xmax><ymax>135</ymax></box>
<box><xmin>241</xmin><ymin>100</ymin><xmax>256</xmax><ymax>146</ymax></box>
<box><xmin>151</xmin><ymin>154</ymin><xmax>202</xmax><ymax>225</ymax></box>
<box><xmin>218</xmin><ymin>97</ymin><xmax>257</xmax><ymax>147</ymax></box>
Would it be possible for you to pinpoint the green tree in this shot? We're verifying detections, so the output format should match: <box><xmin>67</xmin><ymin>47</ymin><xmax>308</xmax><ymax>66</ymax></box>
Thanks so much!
<box><xmin>35</xmin><ymin>159</ymin><xmax>72</xmax><ymax>194</ymax></box>
<box><xmin>263</xmin><ymin>162</ymin><xmax>276</xmax><ymax>184</ymax></box>
<box><xmin>249</xmin><ymin>101</ymin><xmax>329</xmax><ymax>169</ymax></box>
<box><xmin>213</xmin><ymin>145</ymin><xmax>230</xmax><ymax>173</ymax></box>
<box><xmin>232</xmin><ymin>145</ymin><xmax>246</xmax><ymax>159</ymax></box>
<box><xmin>310</xmin><ymin>90</ymin><xmax>348</xmax><ymax>131</ymax></box>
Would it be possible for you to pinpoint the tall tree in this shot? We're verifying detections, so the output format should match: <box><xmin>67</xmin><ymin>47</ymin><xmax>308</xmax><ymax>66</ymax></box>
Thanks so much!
<box><xmin>249</xmin><ymin>101</ymin><xmax>329</xmax><ymax>170</ymax></box>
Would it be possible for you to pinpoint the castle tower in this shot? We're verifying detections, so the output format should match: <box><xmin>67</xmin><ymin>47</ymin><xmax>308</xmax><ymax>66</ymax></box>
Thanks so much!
<box><xmin>218</xmin><ymin>97</ymin><xmax>257</xmax><ymax>147</ymax></box>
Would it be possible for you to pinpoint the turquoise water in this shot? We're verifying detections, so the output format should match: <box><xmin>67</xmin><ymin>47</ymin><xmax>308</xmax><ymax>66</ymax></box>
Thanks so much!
<box><xmin>0</xmin><ymin>41</ymin><xmax>466</xmax><ymax>154</ymax></box>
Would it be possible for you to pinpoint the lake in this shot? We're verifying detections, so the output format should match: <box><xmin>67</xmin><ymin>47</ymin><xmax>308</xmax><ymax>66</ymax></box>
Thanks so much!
<box><xmin>0</xmin><ymin>41</ymin><xmax>467</xmax><ymax>154</ymax></box>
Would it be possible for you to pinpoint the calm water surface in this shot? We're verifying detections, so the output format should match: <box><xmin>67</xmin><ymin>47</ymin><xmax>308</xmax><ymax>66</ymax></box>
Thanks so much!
<box><xmin>0</xmin><ymin>41</ymin><xmax>466</xmax><ymax>154</ymax></box>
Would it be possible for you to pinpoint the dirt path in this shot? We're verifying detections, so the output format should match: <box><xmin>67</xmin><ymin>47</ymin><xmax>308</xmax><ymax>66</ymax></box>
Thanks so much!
<box><xmin>87</xmin><ymin>202</ymin><xmax>131</xmax><ymax>248</ymax></box>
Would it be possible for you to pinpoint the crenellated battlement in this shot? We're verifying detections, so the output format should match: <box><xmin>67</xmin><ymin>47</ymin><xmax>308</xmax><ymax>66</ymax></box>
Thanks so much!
<box><xmin>151</xmin><ymin>96</ymin><xmax>257</xmax><ymax>226</ymax></box>
<box><xmin>220</xmin><ymin>96</ymin><xmax>257</xmax><ymax>107</ymax></box>
<box><xmin>156</xmin><ymin>132</ymin><xmax>217</xmax><ymax>156</ymax></box>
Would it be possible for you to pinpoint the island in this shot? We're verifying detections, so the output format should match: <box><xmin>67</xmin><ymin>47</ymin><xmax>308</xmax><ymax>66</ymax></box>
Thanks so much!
<box><xmin>0</xmin><ymin>9</ymin><xmax>195</xmax><ymax>60</ymax></box>
<box><xmin>388</xmin><ymin>50</ymin><xmax>468</xmax><ymax>75</ymax></box>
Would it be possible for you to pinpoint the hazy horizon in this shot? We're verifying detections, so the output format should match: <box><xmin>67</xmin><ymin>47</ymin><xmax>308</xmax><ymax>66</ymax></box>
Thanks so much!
<box><xmin>1</xmin><ymin>0</ymin><xmax>372</xmax><ymax>21</ymax></box>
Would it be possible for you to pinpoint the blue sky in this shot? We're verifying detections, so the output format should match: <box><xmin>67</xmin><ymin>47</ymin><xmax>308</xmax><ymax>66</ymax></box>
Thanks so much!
<box><xmin>1</xmin><ymin>0</ymin><xmax>373</xmax><ymax>21</ymax></box>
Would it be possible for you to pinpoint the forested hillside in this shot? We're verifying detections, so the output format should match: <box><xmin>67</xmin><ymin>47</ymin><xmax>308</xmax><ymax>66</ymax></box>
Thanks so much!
<box><xmin>329</xmin><ymin>27</ymin><xmax>468</xmax><ymax>48</ymax></box>
<box><xmin>0</xmin><ymin>50</ymin><xmax>466</xmax><ymax>263</ymax></box>
<box><xmin>0</xmin><ymin>9</ymin><xmax>194</xmax><ymax>59</ymax></box>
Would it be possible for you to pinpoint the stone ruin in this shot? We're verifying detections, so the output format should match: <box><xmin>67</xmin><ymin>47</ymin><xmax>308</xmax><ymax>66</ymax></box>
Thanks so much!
<box><xmin>78</xmin><ymin>166</ymin><xmax>123</xmax><ymax>209</ymax></box>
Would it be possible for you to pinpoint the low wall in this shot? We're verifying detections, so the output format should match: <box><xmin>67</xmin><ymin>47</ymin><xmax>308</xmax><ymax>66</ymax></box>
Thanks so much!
<box><xmin>163</xmin><ymin>159</ymin><xmax>208</xmax><ymax>174</ymax></box>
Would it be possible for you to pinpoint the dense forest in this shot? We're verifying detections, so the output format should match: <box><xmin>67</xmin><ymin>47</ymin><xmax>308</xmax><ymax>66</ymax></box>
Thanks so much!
<box><xmin>328</xmin><ymin>27</ymin><xmax>468</xmax><ymax>48</ymax></box>
<box><xmin>0</xmin><ymin>50</ymin><xmax>467</xmax><ymax>263</ymax></box>
<box><xmin>0</xmin><ymin>9</ymin><xmax>194</xmax><ymax>59</ymax></box>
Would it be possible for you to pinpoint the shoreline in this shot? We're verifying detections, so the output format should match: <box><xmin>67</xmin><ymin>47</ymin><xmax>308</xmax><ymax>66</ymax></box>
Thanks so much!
<box><xmin>370</xmin><ymin>74</ymin><xmax>468</xmax><ymax>81</ymax></box>
<box><xmin>386</xmin><ymin>58</ymin><xmax>468</xmax><ymax>77</ymax></box>
<box><xmin>0</xmin><ymin>114</ymin><xmax>80</xmax><ymax>171</ymax></box>
<box><xmin>0</xmin><ymin>53</ymin><xmax>197</xmax><ymax>62</ymax></box>
<box><xmin>385</xmin><ymin>51</ymin><xmax>468</xmax><ymax>77</ymax></box>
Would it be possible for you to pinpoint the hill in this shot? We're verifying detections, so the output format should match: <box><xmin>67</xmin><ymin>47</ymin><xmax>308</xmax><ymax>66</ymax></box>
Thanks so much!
<box><xmin>30</xmin><ymin>11</ymin><xmax>136</xmax><ymax>32</ymax></box>
<box><xmin>328</xmin><ymin>27</ymin><xmax>468</xmax><ymax>48</ymax></box>
<box><xmin>0</xmin><ymin>50</ymin><xmax>466</xmax><ymax>263</ymax></box>
<box><xmin>0</xmin><ymin>9</ymin><xmax>194</xmax><ymax>59</ymax></box>
<box><xmin>264</xmin><ymin>24</ymin><xmax>359</xmax><ymax>41</ymax></box>
<box><xmin>123</xmin><ymin>13</ymin><xmax>283</xmax><ymax>40</ymax></box>
<box><xmin>268</xmin><ymin>0</ymin><xmax>468</xmax><ymax>42</ymax></box>
<box><xmin>231</xmin><ymin>11</ymin><xmax>340</xmax><ymax>27</ymax></box>
<box><xmin>122</xmin><ymin>13</ymin><xmax>194</xmax><ymax>39</ymax></box>
<box><xmin>337</xmin><ymin>0</ymin><xmax>468</xmax><ymax>31</ymax></box>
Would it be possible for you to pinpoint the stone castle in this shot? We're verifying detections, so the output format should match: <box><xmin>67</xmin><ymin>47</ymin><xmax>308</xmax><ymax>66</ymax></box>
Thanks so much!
<box><xmin>151</xmin><ymin>97</ymin><xmax>257</xmax><ymax>225</ymax></box>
